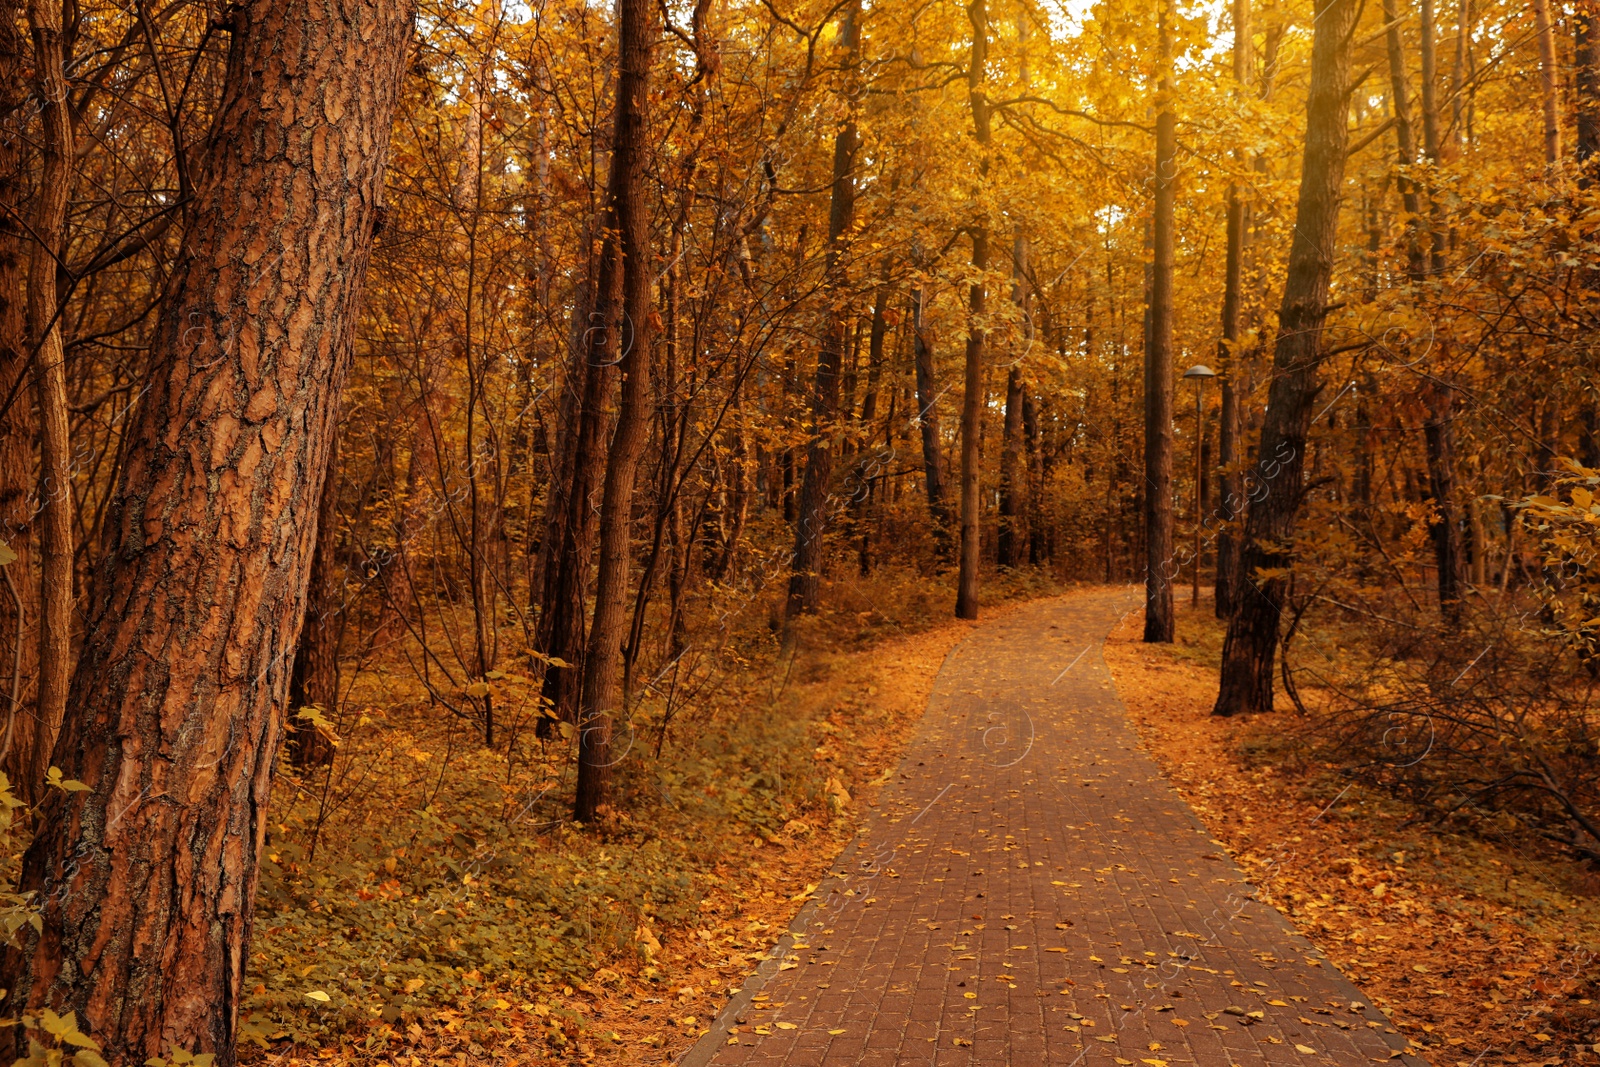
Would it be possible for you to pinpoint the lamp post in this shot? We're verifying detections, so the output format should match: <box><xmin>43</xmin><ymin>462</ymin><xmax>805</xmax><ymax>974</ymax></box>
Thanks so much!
<box><xmin>1183</xmin><ymin>364</ymin><xmax>1217</xmax><ymax>605</ymax></box>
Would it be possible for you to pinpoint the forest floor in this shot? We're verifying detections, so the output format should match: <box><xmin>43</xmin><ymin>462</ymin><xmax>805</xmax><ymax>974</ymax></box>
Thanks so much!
<box><xmin>1106</xmin><ymin>597</ymin><xmax>1600</xmax><ymax>1066</ymax></box>
<box><xmin>242</xmin><ymin>568</ymin><xmax>1063</xmax><ymax>1067</ymax></box>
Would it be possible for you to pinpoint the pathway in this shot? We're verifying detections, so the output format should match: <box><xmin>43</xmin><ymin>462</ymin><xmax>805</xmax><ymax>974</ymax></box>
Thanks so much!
<box><xmin>682</xmin><ymin>590</ymin><xmax>1427</xmax><ymax>1067</ymax></box>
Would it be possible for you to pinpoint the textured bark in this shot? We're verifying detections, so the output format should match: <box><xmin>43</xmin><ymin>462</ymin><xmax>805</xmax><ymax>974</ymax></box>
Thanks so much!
<box><xmin>955</xmin><ymin>0</ymin><xmax>990</xmax><ymax>621</ymax></box>
<box><xmin>0</xmin><ymin>4</ymin><xmax>413</xmax><ymax>1062</ymax></box>
<box><xmin>1215</xmin><ymin>0</ymin><xmax>1249</xmax><ymax>621</ymax></box>
<box><xmin>787</xmin><ymin>0</ymin><xmax>860</xmax><ymax>621</ymax></box>
<box><xmin>26</xmin><ymin>0</ymin><xmax>75</xmax><ymax>806</ymax></box>
<box><xmin>1214</xmin><ymin>0</ymin><xmax>1359</xmax><ymax>716</ymax></box>
<box><xmin>573</xmin><ymin>0</ymin><xmax>655</xmax><ymax>823</ymax></box>
<box><xmin>1143</xmin><ymin>1</ymin><xmax>1177</xmax><ymax>644</ymax></box>
<box><xmin>287</xmin><ymin>436</ymin><xmax>342</xmax><ymax>769</ymax></box>
<box><xmin>0</xmin><ymin>0</ymin><xmax>39</xmax><ymax>795</ymax></box>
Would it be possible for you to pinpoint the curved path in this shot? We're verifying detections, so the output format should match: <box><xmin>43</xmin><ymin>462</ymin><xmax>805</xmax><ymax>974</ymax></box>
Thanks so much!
<box><xmin>683</xmin><ymin>590</ymin><xmax>1427</xmax><ymax>1067</ymax></box>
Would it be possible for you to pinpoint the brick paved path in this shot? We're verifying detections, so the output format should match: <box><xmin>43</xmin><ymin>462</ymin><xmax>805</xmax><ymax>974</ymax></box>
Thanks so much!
<box><xmin>682</xmin><ymin>590</ymin><xmax>1427</xmax><ymax>1067</ymax></box>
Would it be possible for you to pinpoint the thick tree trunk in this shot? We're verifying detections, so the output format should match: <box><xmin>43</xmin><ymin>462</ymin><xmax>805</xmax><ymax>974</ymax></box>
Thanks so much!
<box><xmin>1213</xmin><ymin>0</ymin><xmax>1359</xmax><ymax>716</ymax></box>
<box><xmin>955</xmin><ymin>0</ymin><xmax>990</xmax><ymax>621</ymax></box>
<box><xmin>26</xmin><ymin>0</ymin><xmax>75</xmax><ymax>806</ymax></box>
<box><xmin>787</xmin><ymin>0</ymin><xmax>860</xmax><ymax>621</ymax></box>
<box><xmin>573</xmin><ymin>0</ymin><xmax>655</xmax><ymax>823</ymax></box>
<box><xmin>911</xmin><ymin>285</ymin><xmax>952</xmax><ymax>552</ymax></box>
<box><xmin>1143</xmin><ymin>1</ymin><xmax>1177</xmax><ymax>644</ymax></box>
<box><xmin>0</xmin><ymin>4</ymin><xmax>413</xmax><ymax>1062</ymax></box>
<box><xmin>287</xmin><ymin>435</ymin><xmax>342</xmax><ymax>769</ymax></box>
<box><xmin>0</xmin><ymin>1</ymin><xmax>39</xmax><ymax>796</ymax></box>
<box><xmin>1215</xmin><ymin>0</ymin><xmax>1250</xmax><ymax>621</ymax></box>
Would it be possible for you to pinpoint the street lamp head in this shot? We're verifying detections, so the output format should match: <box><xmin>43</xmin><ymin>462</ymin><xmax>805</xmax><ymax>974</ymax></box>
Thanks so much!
<box><xmin>1183</xmin><ymin>364</ymin><xmax>1218</xmax><ymax>379</ymax></box>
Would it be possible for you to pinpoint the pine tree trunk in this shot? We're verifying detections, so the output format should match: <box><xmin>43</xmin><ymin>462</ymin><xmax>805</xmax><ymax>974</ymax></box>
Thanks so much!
<box><xmin>1213</xmin><ymin>0</ymin><xmax>1360</xmax><ymax>716</ymax></box>
<box><xmin>1143</xmin><ymin>1</ymin><xmax>1177</xmax><ymax>644</ymax></box>
<box><xmin>955</xmin><ymin>0</ymin><xmax>990</xmax><ymax>621</ymax></box>
<box><xmin>573</xmin><ymin>0</ymin><xmax>656</xmax><ymax>823</ymax></box>
<box><xmin>0</xmin><ymin>4</ymin><xmax>413</xmax><ymax>1061</ymax></box>
<box><xmin>787</xmin><ymin>0</ymin><xmax>860</xmax><ymax>621</ymax></box>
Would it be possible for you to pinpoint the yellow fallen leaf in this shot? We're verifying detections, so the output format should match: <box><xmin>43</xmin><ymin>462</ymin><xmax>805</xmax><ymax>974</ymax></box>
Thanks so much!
<box><xmin>775</xmin><ymin>1022</ymin><xmax>797</xmax><ymax>1030</ymax></box>
<box><xmin>1295</xmin><ymin>1045</ymin><xmax>1316</xmax><ymax>1055</ymax></box>
<box><xmin>828</xmin><ymin>1029</ymin><xmax>846</xmax><ymax>1036</ymax></box>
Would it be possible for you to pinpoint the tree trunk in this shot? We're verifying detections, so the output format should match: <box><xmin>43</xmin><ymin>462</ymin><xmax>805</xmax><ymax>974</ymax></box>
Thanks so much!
<box><xmin>1382</xmin><ymin>0</ymin><xmax>1428</xmax><ymax>280</ymax></box>
<box><xmin>1213</xmin><ymin>0</ymin><xmax>1360</xmax><ymax>716</ymax></box>
<box><xmin>1533</xmin><ymin>0</ymin><xmax>1562</xmax><ymax>167</ymax></box>
<box><xmin>0</xmin><ymin>5</ymin><xmax>413</xmax><ymax>1062</ymax></box>
<box><xmin>573</xmin><ymin>0</ymin><xmax>655</xmax><ymax>823</ymax></box>
<box><xmin>287</xmin><ymin>435</ymin><xmax>342</xmax><ymax>769</ymax></box>
<box><xmin>997</xmin><ymin>234</ymin><xmax>1029</xmax><ymax>569</ymax></box>
<box><xmin>26</xmin><ymin>0</ymin><xmax>75</xmax><ymax>806</ymax></box>
<box><xmin>0</xmin><ymin>1</ymin><xmax>39</xmax><ymax>797</ymax></box>
<box><xmin>787</xmin><ymin>0</ymin><xmax>860</xmax><ymax>621</ymax></box>
<box><xmin>1143</xmin><ymin>0</ymin><xmax>1177</xmax><ymax>644</ymax></box>
<box><xmin>1216</xmin><ymin>0</ymin><xmax>1250</xmax><ymax>620</ymax></box>
<box><xmin>911</xmin><ymin>284</ymin><xmax>952</xmax><ymax>552</ymax></box>
<box><xmin>1578</xmin><ymin>0</ymin><xmax>1600</xmax><ymax>174</ymax></box>
<box><xmin>955</xmin><ymin>0</ymin><xmax>990</xmax><ymax>621</ymax></box>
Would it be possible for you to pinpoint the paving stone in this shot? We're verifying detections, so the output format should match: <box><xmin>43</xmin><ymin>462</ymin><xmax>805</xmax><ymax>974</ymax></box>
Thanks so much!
<box><xmin>682</xmin><ymin>591</ymin><xmax>1427</xmax><ymax>1066</ymax></box>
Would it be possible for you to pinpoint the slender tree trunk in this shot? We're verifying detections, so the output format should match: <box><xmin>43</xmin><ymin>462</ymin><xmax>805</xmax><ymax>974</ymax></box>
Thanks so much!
<box><xmin>1144</xmin><ymin>1</ymin><xmax>1177</xmax><ymax>643</ymax></box>
<box><xmin>1383</xmin><ymin>0</ymin><xmax>1428</xmax><ymax>280</ymax></box>
<box><xmin>911</xmin><ymin>284</ymin><xmax>952</xmax><ymax>552</ymax></box>
<box><xmin>787</xmin><ymin>0</ymin><xmax>861</xmax><ymax>621</ymax></box>
<box><xmin>998</xmin><ymin>233</ymin><xmax>1029</xmax><ymax>569</ymax></box>
<box><xmin>1533</xmin><ymin>0</ymin><xmax>1562</xmax><ymax>167</ymax></box>
<box><xmin>573</xmin><ymin>0</ymin><xmax>656</xmax><ymax>823</ymax></box>
<box><xmin>0</xmin><ymin>2</ymin><xmax>39</xmax><ymax>796</ymax></box>
<box><xmin>955</xmin><ymin>0</ymin><xmax>990</xmax><ymax>621</ymax></box>
<box><xmin>0</xmin><ymin>4</ymin><xmax>413</xmax><ymax>1062</ymax></box>
<box><xmin>1213</xmin><ymin>0</ymin><xmax>1360</xmax><ymax>716</ymax></box>
<box><xmin>1578</xmin><ymin>0</ymin><xmax>1600</xmax><ymax>175</ymax></box>
<box><xmin>1417</xmin><ymin>0</ymin><xmax>1465</xmax><ymax>621</ymax></box>
<box><xmin>287</xmin><ymin>435</ymin><xmax>342</xmax><ymax>769</ymax></box>
<box><xmin>25</xmin><ymin>0</ymin><xmax>75</xmax><ymax>805</ymax></box>
<box><xmin>1216</xmin><ymin>0</ymin><xmax>1250</xmax><ymax>620</ymax></box>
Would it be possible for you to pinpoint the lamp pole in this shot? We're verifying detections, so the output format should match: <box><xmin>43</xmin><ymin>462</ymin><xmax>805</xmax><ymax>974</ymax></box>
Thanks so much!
<box><xmin>1183</xmin><ymin>365</ymin><xmax>1217</xmax><ymax>606</ymax></box>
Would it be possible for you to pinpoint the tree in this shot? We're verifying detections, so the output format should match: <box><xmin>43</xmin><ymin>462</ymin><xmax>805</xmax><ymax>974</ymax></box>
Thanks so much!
<box><xmin>955</xmin><ymin>0</ymin><xmax>990</xmax><ymax>621</ymax></box>
<box><xmin>787</xmin><ymin>0</ymin><xmax>862</xmax><ymax>621</ymax></box>
<box><xmin>25</xmin><ymin>0</ymin><xmax>75</xmax><ymax>806</ymax></box>
<box><xmin>1143</xmin><ymin>0</ymin><xmax>1177</xmax><ymax>644</ymax></box>
<box><xmin>1214</xmin><ymin>0</ymin><xmax>1362</xmax><ymax>717</ymax></box>
<box><xmin>0</xmin><ymin>3</ymin><xmax>415</xmax><ymax>1061</ymax></box>
<box><xmin>1215</xmin><ymin>0</ymin><xmax>1250</xmax><ymax>620</ymax></box>
<box><xmin>573</xmin><ymin>0</ymin><xmax>657</xmax><ymax>823</ymax></box>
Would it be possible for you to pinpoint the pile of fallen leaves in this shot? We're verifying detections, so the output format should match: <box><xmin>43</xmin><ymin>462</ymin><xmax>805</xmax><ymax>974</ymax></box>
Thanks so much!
<box><xmin>1104</xmin><ymin>599</ymin><xmax>1600</xmax><ymax>1067</ymax></box>
<box><xmin>239</xmin><ymin>569</ymin><xmax>1059</xmax><ymax>1066</ymax></box>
